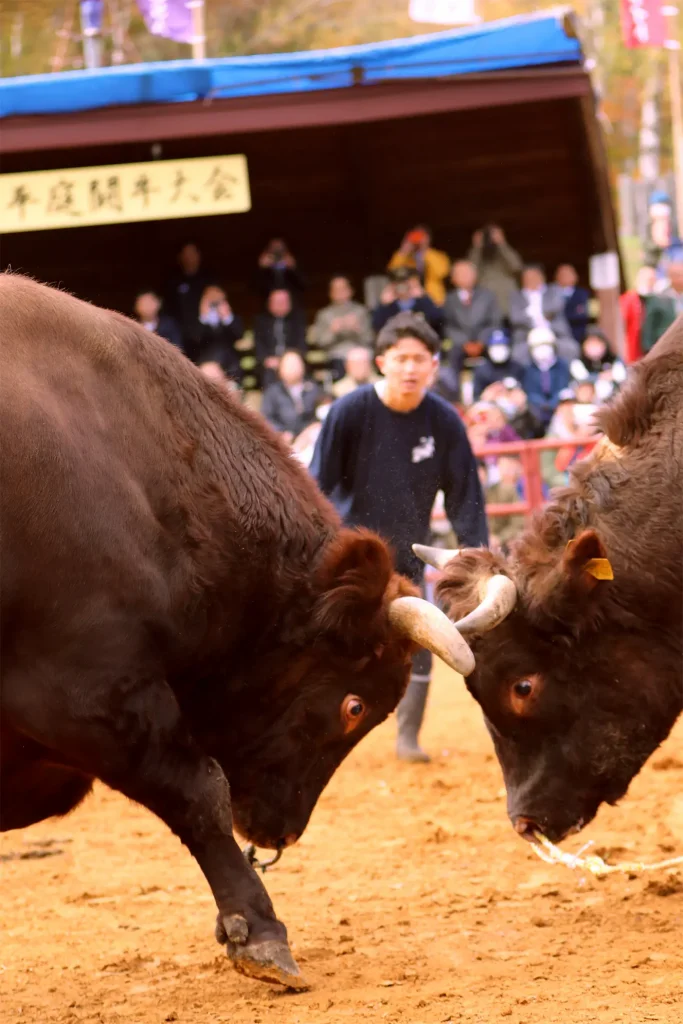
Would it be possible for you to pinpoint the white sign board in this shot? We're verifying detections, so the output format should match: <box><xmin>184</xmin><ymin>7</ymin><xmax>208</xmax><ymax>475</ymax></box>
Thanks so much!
<box><xmin>589</xmin><ymin>252</ymin><xmax>620</xmax><ymax>291</ymax></box>
<box><xmin>409</xmin><ymin>0</ymin><xmax>480</xmax><ymax>25</ymax></box>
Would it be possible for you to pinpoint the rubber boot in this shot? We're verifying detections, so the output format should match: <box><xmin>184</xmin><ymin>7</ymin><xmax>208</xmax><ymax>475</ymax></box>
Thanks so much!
<box><xmin>396</xmin><ymin>675</ymin><xmax>431</xmax><ymax>763</ymax></box>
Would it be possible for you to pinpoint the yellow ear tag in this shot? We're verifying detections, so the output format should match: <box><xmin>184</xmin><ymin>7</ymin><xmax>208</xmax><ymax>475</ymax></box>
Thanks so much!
<box><xmin>584</xmin><ymin>558</ymin><xmax>614</xmax><ymax>581</ymax></box>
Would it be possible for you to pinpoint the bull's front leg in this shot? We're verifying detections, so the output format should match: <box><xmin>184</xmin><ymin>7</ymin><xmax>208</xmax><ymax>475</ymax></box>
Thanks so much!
<box><xmin>146</xmin><ymin>755</ymin><xmax>308</xmax><ymax>989</ymax></box>
<box><xmin>8</xmin><ymin>669</ymin><xmax>307</xmax><ymax>990</ymax></box>
<box><xmin>112</xmin><ymin>729</ymin><xmax>308</xmax><ymax>989</ymax></box>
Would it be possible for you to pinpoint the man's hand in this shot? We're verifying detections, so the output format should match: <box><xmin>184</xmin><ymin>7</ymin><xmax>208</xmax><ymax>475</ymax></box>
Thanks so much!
<box><xmin>264</xmin><ymin>356</ymin><xmax>280</xmax><ymax>369</ymax></box>
<box><xmin>472</xmin><ymin>229</ymin><xmax>484</xmax><ymax>248</ymax></box>
<box><xmin>380</xmin><ymin>284</ymin><xmax>395</xmax><ymax>305</ymax></box>
<box><xmin>490</xmin><ymin>226</ymin><xmax>505</xmax><ymax>245</ymax></box>
<box><xmin>218</xmin><ymin>300</ymin><xmax>233</xmax><ymax>321</ymax></box>
<box><xmin>259</xmin><ymin>252</ymin><xmax>274</xmax><ymax>268</ymax></box>
<box><xmin>281</xmin><ymin>431</ymin><xmax>294</xmax><ymax>446</ymax></box>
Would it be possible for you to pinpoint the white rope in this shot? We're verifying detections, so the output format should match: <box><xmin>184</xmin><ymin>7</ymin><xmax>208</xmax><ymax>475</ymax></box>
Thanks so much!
<box><xmin>530</xmin><ymin>832</ymin><xmax>683</xmax><ymax>877</ymax></box>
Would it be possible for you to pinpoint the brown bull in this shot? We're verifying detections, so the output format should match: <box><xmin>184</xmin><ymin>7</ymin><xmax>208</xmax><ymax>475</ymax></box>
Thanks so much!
<box><xmin>415</xmin><ymin>317</ymin><xmax>683</xmax><ymax>844</ymax></box>
<box><xmin>0</xmin><ymin>274</ymin><xmax>472</xmax><ymax>989</ymax></box>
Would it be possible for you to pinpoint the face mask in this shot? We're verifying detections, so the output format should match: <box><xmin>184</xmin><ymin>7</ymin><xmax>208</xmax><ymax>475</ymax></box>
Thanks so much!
<box><xmin>595</xmin><ymin>378</ymin><xmax>613</xmax><ymax>402</ymax></box>
<box><xmin>497</xmin><ymin>398</ymin><xmax>518</xmax><ymax>419</ymax></box>
<box><xmin>488</xmin><ymin>344</ymin><xmax>510</xmax><ymax>364</ymax></box>
<box><xmin>531</xmin><ymin>344</ymin><xmax>556</xmax><ymax>370</ymax></box>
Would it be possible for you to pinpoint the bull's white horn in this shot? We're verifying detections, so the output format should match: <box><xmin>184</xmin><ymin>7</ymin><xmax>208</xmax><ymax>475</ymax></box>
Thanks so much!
<box><xmin>454</xmin><ymin>573</ymin><xmax>517</xmax><ymax>635</ymax></box>
<box><xmin>388</xmin><ymin>596</ymin><xmax>475</xmax><ymax>677</ymax></box>
<box><xmin>412</xmin><ymin>544</ymin><xmax>460</xmax><ymax>571</ymax></box>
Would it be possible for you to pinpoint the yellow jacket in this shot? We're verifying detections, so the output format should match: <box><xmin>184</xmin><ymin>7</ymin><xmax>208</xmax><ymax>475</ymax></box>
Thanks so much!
<box><xmin>388</xmin><ymin>247</ymin><xmax>450</xmax><ymax>305</ymax></box>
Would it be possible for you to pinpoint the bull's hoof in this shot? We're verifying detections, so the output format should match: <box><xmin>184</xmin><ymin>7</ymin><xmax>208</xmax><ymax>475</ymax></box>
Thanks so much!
<box><xmin>227</xmin><ymin>938</ymin><xmax>310</xmax><ymax>991</ymax></box>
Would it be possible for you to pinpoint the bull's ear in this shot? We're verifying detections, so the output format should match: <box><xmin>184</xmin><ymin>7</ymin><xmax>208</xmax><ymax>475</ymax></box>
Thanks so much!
<box><xmin>314</xmin><ymin>529</ymin><xmax>416</xmax><ymax>649</ymax></box>
<box><xmin>562</xmin><ymin>529</ymin><xmax>614</xmax><ymax>594</ymax></box>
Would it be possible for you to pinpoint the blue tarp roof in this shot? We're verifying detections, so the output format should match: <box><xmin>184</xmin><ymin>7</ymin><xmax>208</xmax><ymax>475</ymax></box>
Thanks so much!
<box><xmin>0</xmin><ymin>9</ymin><xmax>582</xmax><ymax>120</ymax></box>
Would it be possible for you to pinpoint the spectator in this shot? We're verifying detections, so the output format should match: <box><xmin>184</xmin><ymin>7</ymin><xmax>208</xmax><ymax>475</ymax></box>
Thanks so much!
<box><xmin>164</xmin><ymin>242</ymin><xmax>217</xmax><ymax>351</ymax></box>
<box><xmin>480</xmin><ymin>380</ymin><xmax>544</xmax><ymax>440</ymax></box>
<box><xmin>193</xmin><ymin>286</ymin><xmax>245</xmax><ymax>381</ymax></box>
<box><xmin>256</xmin><ymin>238</ymin><xmax>305</xmax><ymax>299</ymax></box>
<box><xmin>254</xmin><ymin>289</ymin><xmax>308</xmax><ymax>386</ymax></box>
<box><xmin>133</xmin><ymin>290</ymin><xmax>182</xmax><ymax>350</ymax></box>
<box><xmin>260</xmin><ymin>350</ymin><xmax>322</xmax><ymax>445</ymax></box>
<box><xmin>555</xmin><ymin>263</ymin><xmax>590</xmax><ymax>344</ymax></box>
<box><xmin>310</xmin><ymin>311</ymin><xmax>487</xmax><ymax>763</ymax></box>
<box><xmin>544</xmin><ymin>384</ymin><xmax>600</xmax><ymax>487</ymax></box>
<box><xmin>509</xmin><ymin>265</ymin><xmax>577</xmax><ymax>365</ymax></box>
<box><xmin>333</xmin><ymin>346</ymin><xmax>378</xmax><ymax>398</ymax></box>
<box><xmin>467</xmin><ymin>225</ymin><xmax>523</xmax><ymax>316</ymax></box>
<box><xmin>311</xmin><ymin>276</ymin><xmax>373</xmax><ymax>377</ymax></box>
<box><xmin>467</xmin><ymin>402</ymin><xmax>519</xmax><ymax>445</ymax></box>
<box><xmin>472</xmin><ymin>328</ymin><xmax>524</xmax><ymax>400</ymax></box>
<box><xmin>372</xmin><ymin>268</ymin><xmax>444</xmax><ymax>336</ymax></box>
<box><xmin>522</xmin><ymin>327</ymin><xmax>571</xmax><ymax>431</ymax></box>
<box><xmin>486</xmin><ymin>455</ymin><xmax>526</xmax><ymax>552</ymax></box>
<box><xmin>443</xmin><ymin>260</ymin><xmax>501</xmax><ymax>377</ymax></box>
<box><xmin>642</xmin><ymin>262</ymin><xmax>683</xmax><ymax>353</ymax></box>
<box><xmin>388</xmin><ymin>225</ymin><xmax>450</xmax><ymax>305</ymax></box>
<box><xmin>572</xmin><ymin>327</ymin><xmax>616</xmax><ymax>377</ymax></box>
<box><xmin>199</xmin><ymin>361</ymin><xmax>242</xmax><ymax>396</ymax></box>
<box><xmin>620</xmin><ymin>265</ymin><xmax>657</xmax><ymax>364</ymax></box>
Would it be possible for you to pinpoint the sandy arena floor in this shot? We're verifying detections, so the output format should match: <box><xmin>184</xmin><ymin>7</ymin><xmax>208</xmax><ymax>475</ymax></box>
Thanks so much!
<box><xmin>2</xmin><ymin>661</ymin><xmax>683</xmax><ymax>1024</ymax></box>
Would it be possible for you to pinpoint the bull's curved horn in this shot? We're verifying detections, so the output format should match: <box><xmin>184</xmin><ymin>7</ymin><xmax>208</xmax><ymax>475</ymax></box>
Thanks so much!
<box><xmin>412</xmin><ymin>544</ymin><xmax>459</xmax><ymax>571</ymax></box>
<box><xmin>388</xmin><ymin>596</ymin><xmax>475</xmax><ymax>677</ymax></box>
<box><xmin>454</xmin><ymin>573</ymin><xmax>517</xmax><ymax>635</ymax></box>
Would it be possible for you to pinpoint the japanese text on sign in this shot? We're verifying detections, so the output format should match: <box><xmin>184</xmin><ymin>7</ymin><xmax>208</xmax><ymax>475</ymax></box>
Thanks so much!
<box><xmin>0</xmin><ymin>155</ymin><xmax>251</xmax><ymax>234</ymax></box>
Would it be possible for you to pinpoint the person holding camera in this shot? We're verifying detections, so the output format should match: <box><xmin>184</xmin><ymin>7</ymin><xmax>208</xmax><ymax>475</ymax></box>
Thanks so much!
<box><xmin>467</xmin><ymin>225</ymin><xmax>523</xmax><ymax>316</ymax></box>
<box><xmin>372</xmin><ymin>268</ymin><xmax>444</xmax><ymax>336</ymax></box>
<box><xmin>388</xmin><ymin>224</ymin><xmax>450</xmax><ymax>305</ymax></box>
<box><xmin>256</xmin><ymin>238</ymin><xmax>305</xmax><ymax>300</ymax></box>
<box><xmin>192</xmin><ymin>286</ymin><xmax>245</xmax><ymax>384</ymax></box>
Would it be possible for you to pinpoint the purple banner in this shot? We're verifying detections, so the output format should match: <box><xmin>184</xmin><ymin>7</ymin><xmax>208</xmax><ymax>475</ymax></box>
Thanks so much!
<box><xmin>136</xmin><ymin>1</ymin><xmax>194</xmax><ymax>45</ymax></box>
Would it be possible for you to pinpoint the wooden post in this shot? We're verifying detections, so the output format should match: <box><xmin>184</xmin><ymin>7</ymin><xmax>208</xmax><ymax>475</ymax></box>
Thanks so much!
<box><xmin>662</xmin><ymin>6</ymin><xmax>683</xmax><ymax>239</ymax></box>
<box><xmin>188</xmin><ymin>0</ymin><xmax>206</xmax><ymax>61</ymax></box>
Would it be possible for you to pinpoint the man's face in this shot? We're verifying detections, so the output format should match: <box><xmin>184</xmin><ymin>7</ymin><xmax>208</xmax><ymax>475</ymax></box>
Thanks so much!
<box><xmin>269</xmin><ymin>289</ymin><xmax>292</xmax><ymax>318</ymax></box>
<box><xmin>179</xmin><ymin>243</ymin><xmax>201</xmax><ymax>275</ymax></box>
<box><xmin>452</xmin><ymin>261</ymin><xmax>477</xmax><ymax>290</ymax></box>
<box><xmin>279</xmin><ymin>351</ymin><xmax>305</xmax><ymax>386</ymax></box>
<box><xmin>376</xmin><ymin>337</ymin><xmax>437</xmax><ymax>398</ymax></box>
<box><xmin>522</xmin><ymin>268</ymin><xmax>545</xmax><ymax>291</ymax></box>
<box><xmin>555</xmin><ymin>264</ymin><xmax>577</xmax><ymax>288</ymax></box>
<box><xmin>669</xmin><ymin>263</ymin><xmax>683</xmax><ymax>292</ymax></box>
<box><xmin>346</xmin><ymin>348</ymin><xmax>372</xmax><ymax>383</ymax></box>
<box><xmin>135</xmin><ymin>293</ymin><xmax>160</xmax><ymax>321</ymax></box>
<box><xmin>330</xmin><ymin>277</ymin><xmax>352</xmax><ymax>304</ymax></box>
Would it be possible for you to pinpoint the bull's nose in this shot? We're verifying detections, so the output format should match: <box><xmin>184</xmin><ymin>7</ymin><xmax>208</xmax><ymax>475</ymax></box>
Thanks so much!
<box><xmin>513</xmin><ymin>816</ymin><xmax>539</xmax><ymax>841</ymax></box>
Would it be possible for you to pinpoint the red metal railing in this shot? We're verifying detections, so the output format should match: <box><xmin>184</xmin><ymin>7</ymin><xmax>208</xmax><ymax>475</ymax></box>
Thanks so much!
<box><xmin>473</xmin><ymin>435</ymin><xmax>598</xmax><ymax>519</ymax></box>
<box><xmin>428</xmin><ymin>436</ymin><xmax>598</xmax><ymax>546</ymax></box>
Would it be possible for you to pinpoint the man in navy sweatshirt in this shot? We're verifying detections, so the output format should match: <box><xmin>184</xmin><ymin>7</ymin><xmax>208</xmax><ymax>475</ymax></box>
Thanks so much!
<box><xmin>310</xmin><ymin>312</ymin><xmax>488</xmax><ymax>762</ymax></box>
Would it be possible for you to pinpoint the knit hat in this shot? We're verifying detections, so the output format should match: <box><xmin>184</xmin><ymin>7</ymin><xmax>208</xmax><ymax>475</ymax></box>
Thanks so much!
<box><xmin>527</xmin><ymin>326</ymin><xmax>557</xmax><ymax>349</ymax></box>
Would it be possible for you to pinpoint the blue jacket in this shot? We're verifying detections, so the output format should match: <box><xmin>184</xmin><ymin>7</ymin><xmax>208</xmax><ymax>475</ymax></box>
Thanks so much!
<box><xmin>563</xmin><ymin>287</ymin><xmax>590</xmax><ymax>344</ymax></box>
<box><xmin>523</xmin><ymin>359</ymin><xmax>571</xmax><ymax>428</ymax></box>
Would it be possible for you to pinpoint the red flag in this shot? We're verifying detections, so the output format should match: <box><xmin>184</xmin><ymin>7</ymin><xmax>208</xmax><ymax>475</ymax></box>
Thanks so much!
<box><xmin>621</xmin><ymin>0</ymin><xmax>667</xmax><ymax>48</ymax></box>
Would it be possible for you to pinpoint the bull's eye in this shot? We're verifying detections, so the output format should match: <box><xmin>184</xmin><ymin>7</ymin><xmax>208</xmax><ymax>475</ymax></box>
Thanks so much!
<box><xmin>509</xmin><ymin>676</ymin><xmax>541</xmax><ymax>716</ymax></box>
<box><xmin>341</xmin><ymin>695</ymin><xmax>366</xmax><ymax>734</ymax></box>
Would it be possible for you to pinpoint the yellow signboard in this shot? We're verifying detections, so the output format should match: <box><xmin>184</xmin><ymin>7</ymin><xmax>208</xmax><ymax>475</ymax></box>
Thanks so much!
<box><xmin>0</xmin><ymin>154</ymin><xmax>251</xmax><ymax>234</ymax></box>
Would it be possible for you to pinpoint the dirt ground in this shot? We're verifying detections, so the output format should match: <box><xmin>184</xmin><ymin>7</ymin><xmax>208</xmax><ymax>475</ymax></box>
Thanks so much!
<box><xmin>2</xmin><ymin>662</ymin><xmax>683</xmax><ymax>1024</ymax></box>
